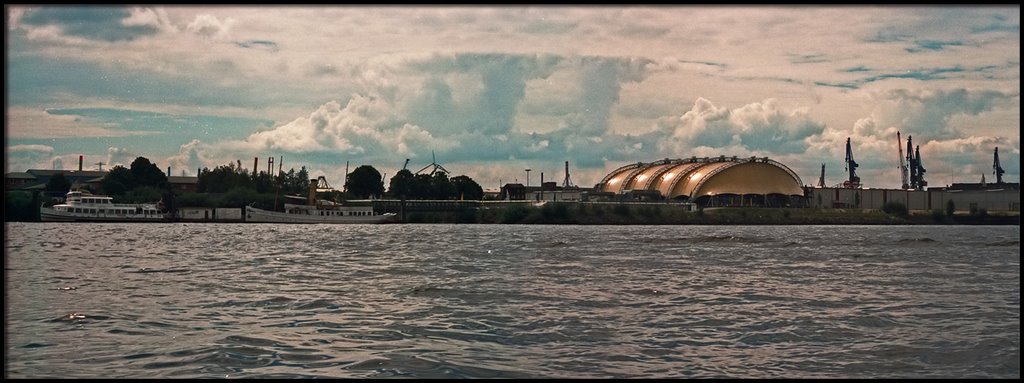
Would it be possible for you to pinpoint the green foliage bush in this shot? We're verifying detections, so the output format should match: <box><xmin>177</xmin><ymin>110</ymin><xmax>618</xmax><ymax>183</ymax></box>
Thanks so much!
<box><xmin>501</xmin><ymin>204</ymin><xmax>530</xmax><ymax>223</ymax></box>
<box><xmin>5</xmin><ymin>191</ymin><xmax>37</xmax><ymax>221</ymax></box>
<box><xmin>881</xmin><ymin>202</ymin><xmax>908</xmax><ymax>217</ymax></box>
<box><xmin>613</xmin><ymin>204</ymin><xmax>631</xmax><ymax>216</ymax></box>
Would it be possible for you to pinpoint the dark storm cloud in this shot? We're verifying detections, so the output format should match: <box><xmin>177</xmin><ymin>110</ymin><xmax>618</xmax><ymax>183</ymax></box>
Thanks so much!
<box><xmin>234</xmin><ymin>40</ymin><xmax>280</xmax><ymax>52</ymax></box>
<box><xmin>880</xmin><ymin>88</ymin><xmax>1015</xmax><ymax>140</ymax></box>
<box><xmin>906</xmin><ymin>40</ymin><xmax>964</xmax><ymax>53</ymax></box>
<box><xmin>406</xmin><ymin>53</ymin><xmax>562</xmax><ymax>135</ymax></box>
<box><xmin>20</xmin><ymin>6</ymin><xmax>157</xmax><ymax>42</ymax></box>
<box><xmin>577</xmin><ymin>56</ymin><xmax>651</xmax><ymax>136</ymax></box>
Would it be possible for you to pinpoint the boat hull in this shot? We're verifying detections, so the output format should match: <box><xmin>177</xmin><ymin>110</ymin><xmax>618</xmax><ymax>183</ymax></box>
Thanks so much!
<box><xmin>244</xmin><ymin>205</ymin><xmax>397</xmax><ymax>224</ymax></box>
<box><xmin>40</xmin><ymin>207</ymin><xmax>169</xmax><ymax>222</ymax></box>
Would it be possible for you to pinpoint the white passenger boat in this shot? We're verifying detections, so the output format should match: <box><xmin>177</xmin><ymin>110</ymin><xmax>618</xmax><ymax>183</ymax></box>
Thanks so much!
<box><xmin>40</xmin><ymin>190</ymin><xmax>168</xmax><ymax>222</ymax></box>
<box><xmin>245</xmin><ymin>202</ymin><xmax>397</xmax><ymax>224</ymax></box>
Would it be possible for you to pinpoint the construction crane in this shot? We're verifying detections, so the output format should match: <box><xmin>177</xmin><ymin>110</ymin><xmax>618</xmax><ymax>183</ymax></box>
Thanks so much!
<box><xmin>817</xmin><ymin>163</ymin><xmax>826</xmax><ymax>188</ymax></box>
<box><xmin>315</xmin><ymin>175</ymin><xmax>334</xmax><ymax>192</ymax></box>
<box><xmin>402</xmin><ymin>158</ymin><xmax>410</xmax><ymax>170</ymax></box>
<box><xmin>921</xmin><ymin>145</ymin><xmax>929</xmax><ymax>188</ymax></box>
<box><xmin>907</xmin><ymin>135</ymin><xmax>918</xmax><ymax>189</ymax></box>
<box><xmin>897</xmin><ymin>131</ymin><xmax>909</xmax><ymax>189</ymax></box>
<box><xmin>416</xmin><ymin>151</ymin><xmax>450</xmax><ymax>176</ymax></box>
<box><xmin>993</xmin><ymin>147</ymin><xmax>1005</xmax><ymax>184</ymax></box>
<box><xmin>842</xmin><ymin>137</ymin><xmax>861</xmax><ymax>188</ymax></box>
<box><xmin>914</xmin><ymin>145</ymin><xmax>927</xmax><ymax>189</ymax></box>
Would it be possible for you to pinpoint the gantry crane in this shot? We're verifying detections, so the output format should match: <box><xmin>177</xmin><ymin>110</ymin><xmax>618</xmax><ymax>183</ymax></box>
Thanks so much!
<box><xmin>993</xmin><ymin>147</ymin><xmax>1005</xmax><ymax>184</ymax></box>
<box><xmin>842</xmin><ymin>137</ymin><xmax>861</xmax><ymax>188</ymax></box>
<box><xmin>897</xmin><ymin>131</ymin><xmax>909</xmax><ymax>189</ymax></box>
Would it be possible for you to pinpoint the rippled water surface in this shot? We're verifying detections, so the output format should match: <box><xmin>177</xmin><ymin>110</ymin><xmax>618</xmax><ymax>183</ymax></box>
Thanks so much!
<box><xmin>4</xmin><ymin>223</ymin><xmax>1020</xmax><ymax>378</ymax></box>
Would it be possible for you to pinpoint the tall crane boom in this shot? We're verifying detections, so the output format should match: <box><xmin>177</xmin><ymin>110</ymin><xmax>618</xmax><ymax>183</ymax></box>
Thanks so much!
<box><xmin>817</xmin><ymin>163</ymin><xmax>826</xmax><ymax>188</ymax></box>
<box><xmin>897</xmin><ymin>131</ymin><xmax>909</xmax><ymax>189</ymax></box>
<box><xmin>993</xmin><ymin>147</ymin><xmax>1005</xmax><ymax>184</ymax></box>
<box><xmin>907</xmin><ymin>135</ymin><xmax>918</xmax><ymax>189</ymax></box>
<box><xmin>914</xmin><ymin>145</ymin><xmax>927</xmax><ymax>189</ymax></box>
<box><xmin>843</xmin><ymin>137</ymin><xmax>861</xmax><ymax>188</ymax></box>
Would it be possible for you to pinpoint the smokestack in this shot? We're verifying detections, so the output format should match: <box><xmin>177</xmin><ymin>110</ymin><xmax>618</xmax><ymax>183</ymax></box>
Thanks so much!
<box><xmin>309</xmin><ymin>178</ymin><xmax>317</xmax><ymax>205</ymax></box>
<box><xmin>167</xmin><ymin>166</ymin><xmax>171</xmax><ymax>176</ymax></box>
<box><xmin>563</xmin><ymin>160</ymin><xmax>574</xmax><ymax>188</ymax></box>
<box><xmin>268</xmin><ymin>156</ymin><xmax>273</xmax><ymax>175</ymax></box>
<box><xmin>79</xmin><ymin>155</ymin><xmax>83</xmax><ymax>171</ymax></box>
<box><xmin>254</xmin><ymin>157</ymin><xmax>259</xmax><ymax>175</ymax></box>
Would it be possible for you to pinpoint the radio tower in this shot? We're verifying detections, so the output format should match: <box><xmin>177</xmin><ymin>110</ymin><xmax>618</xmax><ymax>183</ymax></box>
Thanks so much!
<box><xmin>562</xmin><ymin>161</ymin><xmax>575</xmax><ymax>188</ymax></box>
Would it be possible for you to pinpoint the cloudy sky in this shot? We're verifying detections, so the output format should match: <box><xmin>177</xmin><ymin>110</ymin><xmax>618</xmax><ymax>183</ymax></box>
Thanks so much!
<box><xmin>5</xmin><ymin>5</ymin><xmax>1020</xmax><ymax>190</ymax></box>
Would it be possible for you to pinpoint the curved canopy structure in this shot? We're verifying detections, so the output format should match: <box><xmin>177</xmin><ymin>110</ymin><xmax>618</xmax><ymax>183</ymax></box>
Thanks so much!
<box><xmin>598</xmin><ymin>156</ymin><xmax>804</xmax><ymax>201</ymax></box>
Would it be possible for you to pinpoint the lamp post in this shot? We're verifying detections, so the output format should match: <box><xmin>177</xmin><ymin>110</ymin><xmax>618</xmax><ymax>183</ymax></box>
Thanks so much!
<box><xmin>525</xmin><ymin>169</ymin><xmax>531</xmax><ymax>188</ymax></box>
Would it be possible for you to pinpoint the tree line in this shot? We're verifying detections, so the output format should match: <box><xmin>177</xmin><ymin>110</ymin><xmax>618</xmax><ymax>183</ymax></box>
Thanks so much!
<box><xmin>7</xmin><ymin>156</ymin><xmax>487</xmax><ymax>220</ymax></box>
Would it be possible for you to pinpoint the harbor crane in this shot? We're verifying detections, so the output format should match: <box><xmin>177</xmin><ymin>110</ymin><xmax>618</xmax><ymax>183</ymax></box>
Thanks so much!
<box><xmin>315</xmin><ymin>175</ymin><xmax>334</xmax><ymax>192</ymax></box>
<box><xmin>416</xmin><ymin>151</ymin><xmax>450</xmax><ymax>176</ymax></box>
<box><xmin>906</xmin><ymin>135</ymin><xmax>927</xmax><ymax>189</ymax></box>
<box><xmin>993</xmin><ymin>147</ymin><xmax>1005</xmax><ymax>184</ymax></box>
<box><xmin>842</xmin><ymin>137</ymin><xmax>861</xmax><ymax>188</ymax></box>
<box><xmin>897</xmin><ymin>131</ymin><xmax>909</xmax><ymax>189</ymax></box>
<box><xmin>817</xmin><ymin>163</ymin><xmax>826</xmax><ymax>188</ymax></box>
<box><xmin>907</xmin><ymin>135</ymin><xmax>917</xmax><ymax>189</ymax></box>
<box><xmin>914</xmin><ymin>145</ymin><xmax>927</xmax><ymax>189</ymax></box>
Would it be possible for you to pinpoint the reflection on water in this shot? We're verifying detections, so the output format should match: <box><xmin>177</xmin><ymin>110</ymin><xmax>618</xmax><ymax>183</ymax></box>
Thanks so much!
<box><xmin>4</xmin><ymin>223</ymin><xmax>1020</xmax><ymax>378</ymax></box>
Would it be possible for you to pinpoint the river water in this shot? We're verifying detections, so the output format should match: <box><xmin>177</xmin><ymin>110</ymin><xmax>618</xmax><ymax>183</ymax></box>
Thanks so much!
<box><xmin>4</xmin><ymin>223</ymin><xmax>1020</xmax><ymax>378</ymax></box>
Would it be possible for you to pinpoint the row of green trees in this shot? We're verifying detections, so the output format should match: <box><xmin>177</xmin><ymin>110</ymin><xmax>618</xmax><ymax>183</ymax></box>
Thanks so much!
<box><xmin>29</xmin><ymin>156</ymin><xmax>487</xmax><ymax>212</ymax></box>
<box><xmin>344</xmin><ymin>165</ymin><xmax>484</xmax><ymax>200</ymax></box>
<box><xmin>196</xmin><ymin>161</ymin><xmax>311</xmax><ymax>195</ymax></box>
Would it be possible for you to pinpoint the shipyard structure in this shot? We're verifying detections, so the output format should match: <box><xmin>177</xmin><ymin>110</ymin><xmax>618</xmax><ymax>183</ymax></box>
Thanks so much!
<box><xmin>804</xmin><ymin>135</ymin><xmax>1018</xmax><ymax>213</ymax></box>
<box><xmin>592</xmin><ymin>156</ymin><xmax>806</xmax><ymax>207</ymax></box>
<box><xmin>586</xmin><ymin>134</ymin><xmax>1018</xmax><ymax>214</ymax></box>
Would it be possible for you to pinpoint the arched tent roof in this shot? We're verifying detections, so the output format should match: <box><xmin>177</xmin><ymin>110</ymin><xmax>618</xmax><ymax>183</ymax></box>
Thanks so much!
<box><xmin>598</xmin><ymin>156</ymin><xmax>804</xmax><ymax>200</ymax></box>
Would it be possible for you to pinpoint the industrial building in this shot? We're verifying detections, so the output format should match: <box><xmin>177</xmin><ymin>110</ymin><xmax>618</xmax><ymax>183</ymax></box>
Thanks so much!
<box><xmin>595</xmin><ymin>156</ymin><xmax>806</xmax><ymax>207</ymax></box>
<box><xmin>806</xmin><ymin>186</ymin><xmax>1019</xmax><ymax>212</ymax></box>
<box><xmin>812</xmin><ymin>136</ymin><xmax>1020</xmax><ymax>213</ymax></box>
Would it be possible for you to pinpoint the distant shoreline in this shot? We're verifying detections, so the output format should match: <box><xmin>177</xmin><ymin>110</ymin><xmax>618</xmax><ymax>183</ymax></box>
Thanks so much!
<box><xmin>394</xmin><ymin>206</ymin><xmax>1020</xmax><ymax>226</ymax></box>
<box><xmin>6</xmin><ymin>205</ymin><xmax>1018</xmax><ymax>225</ymax></box>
